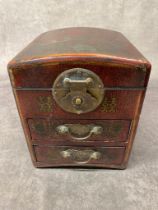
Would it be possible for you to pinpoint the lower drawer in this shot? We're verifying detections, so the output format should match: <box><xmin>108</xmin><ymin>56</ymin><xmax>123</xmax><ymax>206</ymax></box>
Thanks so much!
<box><xmin>34</xmin><ymin>145</ymin><xmax>125</xmax><ymax>167</ymax></box>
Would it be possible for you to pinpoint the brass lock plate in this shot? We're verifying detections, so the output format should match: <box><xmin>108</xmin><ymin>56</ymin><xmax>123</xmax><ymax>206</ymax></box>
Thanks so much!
<box><xmin>52</xmin><ymin>68</ymin><xmax>104</xmax><ymax>114</ymax></box>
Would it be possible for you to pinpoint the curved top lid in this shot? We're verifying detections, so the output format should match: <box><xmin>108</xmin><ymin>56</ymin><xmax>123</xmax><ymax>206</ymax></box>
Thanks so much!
<box><xmin>8</xmin><ymin>27</ymin><xmax>151</xmax><ymax>88</ymax></box>
<box><xmin>8</xmin><ymin>27</ymin><xmax>150</xmax><ymax>67</ymax></box>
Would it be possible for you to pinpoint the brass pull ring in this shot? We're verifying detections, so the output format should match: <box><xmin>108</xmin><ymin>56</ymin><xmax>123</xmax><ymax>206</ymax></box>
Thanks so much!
<box><xmin>56</xmin><ymin>124</ymin><xmax>103</xmax><ymax>140</ymax></box>
<box><xmin>60</xmin><ymin>149</ymin><xmax>101</xmax><ymax>164</ymax></box>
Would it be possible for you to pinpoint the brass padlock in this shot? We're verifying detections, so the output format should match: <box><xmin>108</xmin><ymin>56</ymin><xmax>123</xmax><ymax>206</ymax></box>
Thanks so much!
<box><xmin>52</xmin><ymin>68</ymin><xmax>104</xmax><ymax>114</ymax></box>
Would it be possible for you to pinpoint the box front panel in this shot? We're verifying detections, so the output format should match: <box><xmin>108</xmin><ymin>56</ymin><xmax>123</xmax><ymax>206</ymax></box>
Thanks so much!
<box><xmin>10</xmin><ymin>58</ymin><xmax>149</xmax><ymax>169</ymax></box>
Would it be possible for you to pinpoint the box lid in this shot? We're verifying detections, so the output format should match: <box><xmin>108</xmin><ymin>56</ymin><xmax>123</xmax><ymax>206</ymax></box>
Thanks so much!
<box><xmin>8</xmin><ymin>27</ymin><xmax>151</xmax><ymax>88</ymax></box>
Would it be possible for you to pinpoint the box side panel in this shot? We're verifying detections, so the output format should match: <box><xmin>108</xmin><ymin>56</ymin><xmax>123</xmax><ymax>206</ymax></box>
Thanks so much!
<box><xmin>8</xmin><ymin>69</ymin><xmax>37</xmax><ymax>166</ymax></box>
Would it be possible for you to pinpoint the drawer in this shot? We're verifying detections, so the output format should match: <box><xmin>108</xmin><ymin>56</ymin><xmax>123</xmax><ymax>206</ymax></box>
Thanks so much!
<box><xmin>16</xmin><ymin>90</ymin><xmax>143</xmax><ymax>119</ymax></box>
<box><xmin>28</xmin><ymin>119</ymin><xmax>131</xmax><ymax>142</ymax></box>
<box><xmin>34</xmin><ymin>146</ymin><xmax>125</xmax><ymax>166</ymax></box>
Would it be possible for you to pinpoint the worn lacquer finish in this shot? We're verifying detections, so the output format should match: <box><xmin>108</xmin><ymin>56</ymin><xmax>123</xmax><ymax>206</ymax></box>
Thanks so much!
<box><xmin>8</xmin><ymin>27</ymin><xmax>151</xmax><ymax>169</ymax></box>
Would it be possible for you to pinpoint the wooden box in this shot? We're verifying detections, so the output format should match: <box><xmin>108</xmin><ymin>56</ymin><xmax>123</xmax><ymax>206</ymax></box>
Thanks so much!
<box><xmin>8</xmin><ymin>27</ymin><xmax>151</xmax><ymax>169</ymax></box>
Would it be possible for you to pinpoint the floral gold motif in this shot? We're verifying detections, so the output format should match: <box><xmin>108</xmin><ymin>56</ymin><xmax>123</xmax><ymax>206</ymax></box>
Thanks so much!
<box><xmin>100</xmin><ymin>97</ymin><xmax>117</xmax><ymax>112</ymax></box>
<box><xmin>38</xmin><ymin>96</ymin><xmax>53</xmax><ymax>112</ymax></box>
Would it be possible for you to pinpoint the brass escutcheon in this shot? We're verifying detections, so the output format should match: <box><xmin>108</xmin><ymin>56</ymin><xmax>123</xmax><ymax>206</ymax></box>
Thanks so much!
<box><xmin>52</xmin><ymin>68</ymin><xmax>104</xmax><ymax>114</ymax></box>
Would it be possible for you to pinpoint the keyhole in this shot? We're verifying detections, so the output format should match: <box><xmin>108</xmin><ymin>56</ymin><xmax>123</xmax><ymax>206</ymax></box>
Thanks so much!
<box><xmin>75</xmin><ymin>97</ymin><xmax>82</xmax><ymax>105</ymax></box>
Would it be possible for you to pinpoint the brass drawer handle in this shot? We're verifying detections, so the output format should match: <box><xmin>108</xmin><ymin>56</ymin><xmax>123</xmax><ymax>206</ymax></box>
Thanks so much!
<box><xmin>60</xmin><ymin>149</ymin><xmax>101</xmax><ymax>164</ymax></box>
<box><xmin>56</xmin><ymin>124</ymin><xmax>103</xmax><ymax>140</ymax></box>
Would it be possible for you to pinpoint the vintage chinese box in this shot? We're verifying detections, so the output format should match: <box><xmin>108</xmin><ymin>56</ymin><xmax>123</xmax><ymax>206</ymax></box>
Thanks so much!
<box><xmin>8</xmin><ymin>27</ymin><xmax>151</xmax><ymax>169</ymax></box>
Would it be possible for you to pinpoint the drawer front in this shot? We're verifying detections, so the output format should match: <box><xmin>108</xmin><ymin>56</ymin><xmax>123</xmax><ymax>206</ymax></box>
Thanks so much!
<box><xmin>34</xmin><ymin>146</ymin><xmax>125</xmax><ymax>166</ymax></box>
<box><xmin>28</xmin><ymin>119</ymin><xmax>131</xmax><ymax>142</ymax></box>
<box><xmin>16</xmin><ymin>89</ymin><xmax>143</xmax><ymax>119</ymax></box>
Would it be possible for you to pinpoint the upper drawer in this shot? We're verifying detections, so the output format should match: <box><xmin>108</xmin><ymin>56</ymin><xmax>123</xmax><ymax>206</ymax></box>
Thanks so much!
<box><xmin>28</xmin><ymin>119</ymin><xmax>131</xmax><ymax>143</ymax></box>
